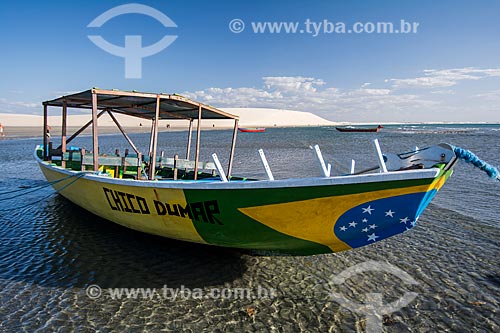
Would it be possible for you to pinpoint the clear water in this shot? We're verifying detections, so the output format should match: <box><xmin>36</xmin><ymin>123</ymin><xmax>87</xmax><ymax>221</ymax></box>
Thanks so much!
<box><xmin>0</xmin><ymin>125</ymin><xmax>498</xmax><ymax>332</ymax></box>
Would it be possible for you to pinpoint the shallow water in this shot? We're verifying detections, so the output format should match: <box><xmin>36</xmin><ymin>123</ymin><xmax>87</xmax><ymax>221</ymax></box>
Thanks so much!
<box><xmin>0</xmin><ymin>125</ymin><xmax>499</xmax><ymax>332</ymax></box>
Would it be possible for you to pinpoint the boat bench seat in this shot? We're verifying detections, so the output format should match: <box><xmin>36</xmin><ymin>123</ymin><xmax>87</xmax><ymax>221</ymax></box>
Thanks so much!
<box><xmin>58</xmin><ymin>149</ymin><xmax>217</xmax><ymax>179</ymax></box>
<box><xmin>80</xmin><ymin>154</ymin><xmax>142</xmax><ymax>178</ymax></box>
<box><xmin>142</xmin><ymin>155</ymin><xmax>216</xmax><ymax>170</ymax></box>
<box><xmin>80</xmin><ymin>155</ymin><xmax>142</xmax><ymax>167</ymax></box>
<box><xmin>161</xmin><ymin>158</ymin><xmax>216</xmax><ymax>170</ymax></box>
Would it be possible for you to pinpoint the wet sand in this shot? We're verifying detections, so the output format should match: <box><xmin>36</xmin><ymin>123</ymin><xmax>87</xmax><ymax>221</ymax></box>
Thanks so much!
<box><xmin>0</xmin><ymin>126</ymin><xmax>498</xmax><ymax>332</ymax></box>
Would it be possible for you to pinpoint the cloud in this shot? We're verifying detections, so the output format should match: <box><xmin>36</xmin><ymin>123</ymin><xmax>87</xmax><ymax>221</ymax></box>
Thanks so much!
<box><xmin>0</xmin><ymin>98</ymin><xmax>40</xmax><ymax>109</ymax></box>
<box><xmin>183</xmin><ymin>67</ymin><xmax>500</xmax><ymax>122</ymax></box>
<box><xmin>263</xmin><ymin>76</ymin><xmax>325</xmax><ymax>93</ymax></box>
<box><xmin>184</xmin><ymin>76</ymin><xmax>437</xmax><ymax>120</ymax></box>
<box><xmin>188</xmin><ymin>87</ymin><xmax>283</xmax><ymax>107</ymax></box>
<box><xmin>473</xmin><ymin>89</ymin><xmax>500</xmax><ymax>100</ymax></box>
<box><xmin>388</xmin><ymin>67</ymin><xmax>500</xmax><ymax>89</ymax></box>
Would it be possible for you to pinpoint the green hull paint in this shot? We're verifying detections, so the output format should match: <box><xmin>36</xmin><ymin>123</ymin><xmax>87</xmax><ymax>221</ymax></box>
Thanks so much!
<box><xmin>185</xmin><ymin>173</ymin><xmax>447</xmax><ymax>255</ymax></box>
<box><xmin>186</xmin><ymin>187</ymin><xmax>333</xmax><ymax>255</ymax></box>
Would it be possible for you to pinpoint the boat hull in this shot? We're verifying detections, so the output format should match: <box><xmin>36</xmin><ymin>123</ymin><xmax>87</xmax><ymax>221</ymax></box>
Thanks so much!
<box><xmin>336</xmin><ymin>127</ymin><xmax>380</xmax><ymax>133</ymax></box>
<box><xmin>37</xmin><ymin>156</ymin><xmax>452</xmax><ymax>255</ymax></box>
<box><xmin>238</xmin><ymin>128</ymin><xmax>266</xmax><ymax>133</ymax></box>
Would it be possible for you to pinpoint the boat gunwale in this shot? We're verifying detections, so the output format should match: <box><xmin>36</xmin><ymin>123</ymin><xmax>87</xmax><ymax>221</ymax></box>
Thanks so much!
<box><xmin>35</xmin><ymin>148</ymin><xmax>442</xmax><ymax>190</ymax></box>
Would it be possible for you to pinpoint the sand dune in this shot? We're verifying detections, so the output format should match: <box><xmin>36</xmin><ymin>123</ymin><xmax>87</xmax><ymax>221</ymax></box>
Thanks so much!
<box><xmin>0</xmin><ymin>108</ymin><xmax>334</xmax><ymax>129</ymax></box>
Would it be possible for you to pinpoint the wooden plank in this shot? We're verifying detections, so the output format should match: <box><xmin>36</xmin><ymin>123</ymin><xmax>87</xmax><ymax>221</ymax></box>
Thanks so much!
<box><xmin>186</xmin><ymin>119</ymin><xmax>193</xmax><ymax>159</ymax></box>
<box><xmin>63</xmin><ymin>151</ymin><xmax>82</xmax><ymax>161</ymax></box>
<box><xmin>137</xmin><ymin>153</ymin><xmax>143</xmax><ymax>179</ymax></box>
<box><xmin>151</xmin><ymin>156</ymin><xmax>216</xmax><ymax>170</ymax></box>
<box><xmin>91</xmin><ymin>92</ymin><xmax>99</xmax><ymax>171</ymax></box>
<box><xmin>61</xmin><ymin>100</ymin><xmax>67</xmax><ymax>168</ymax></box>
<box><xmin>125</xmin><ymin>156</ymin><xmax>142</xmax><ymax>167</ymax></box>
<box><xmin>143</xmin><ymin>155</ymin><xmax>171</xmax><ymax>164</ymax></box>
<box><xmin>227</xmin><ymin>119</ymin><xmax>238</xmax><ymax>178</ymax></box>
<box><xmin>93</xmin><ymin>88</ymin><xmax>159</xmax><ymax>99</ymax></box>
<box><xmin>82</xmin><ymin>155</ymin><xmax>142</xmax><ymax>167</ymax></box>
<box><xmin>107</xmin><ymin>110</ymin><xmax>140</xmax><ymax>155</ymax></box>
<box><xmin>45</xmin><ymin>89</ymin><xmax>239</xmax><ymax>121</ymax></box>
<box><xmin>166</xmin><ymin>94</ymin><xmax>239</xmax><ymax>120</ymax></box>
<box><xmin>148</xmin><ymin>119</ymin><xmax>155</xmax><ymax>160</ymax></box>
<box><xmin>62</xmin><ymin>110</ymin><xmax>106</xmax><ymax>148</ymax></box>
<box><xmin>114</xmin><ymin>149</ymin><xmax>120</xmax><ymax>178</ymax></box>
<box><xmin>175</xmin><ymin>159</ymin><xmax>216</xmax><ymax>170</ymax></box>
<box><xmin>80</xmin><ymin>149</ymin><xmax>86</xmax><ymax>171</ymax></box>
<box><xmin>43</xmin><ymin>104</ymin><xmax>48</xmax><ymax>160</ymax></box>
<box><xmin>194</xmin><ymin>105</ymin><xmax>202</xmax><ymax>180</ymax></box>
<box><xmin>149</xmin><ymin>95</ymin><xmax>160</xmax><ymax>180</ymax></box>
<box><xmin>173</xmin><ymin>154</ymin><xmax>178</xmax><ymax>180</ymax></box>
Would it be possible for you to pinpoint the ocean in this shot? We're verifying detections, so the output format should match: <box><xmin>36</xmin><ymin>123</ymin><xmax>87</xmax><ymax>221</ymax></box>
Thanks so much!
<box><xmin>0</xmin><ymin>125</ymin><xmax>498</xmax><ymax>332</ymax></box>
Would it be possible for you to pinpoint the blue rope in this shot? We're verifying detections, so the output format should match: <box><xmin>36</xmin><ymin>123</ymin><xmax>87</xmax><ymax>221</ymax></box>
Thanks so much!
<box><xmin>0</xmin><ymin>173</ymin><xmax>87</xmax><ymax>200</ymax></box>
<box><xmin>0</xmin><ymin>172</ymin><xmax>87</xmax><ymax>211</ymax></box>
<box><xmin>452</xmin><ymin>146</ymin><xmax>500</xmax><ymax>181</ymax></box>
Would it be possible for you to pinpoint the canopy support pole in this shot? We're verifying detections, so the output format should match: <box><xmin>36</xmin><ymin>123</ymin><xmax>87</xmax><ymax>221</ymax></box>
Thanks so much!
<box><xmin>107</xmin><ymin>110</ymin><xmax>140</xmax><ymax>155</ymax></box>
<box><xmin>148</xmin><ymin>95</ymin><xmax>160</xmax><ymax>180</ymax></box>
<box><xmin>148</xmin><ymin>118</ymin><xmax>155</xmax><ymax>159</ymax></box>
<box><xmin>91</xmin><ymin>91</ymin><xmax>99</xmax><ymax>171</ymax></box>
<box><xmin>186</xmin><ymin>119</ymin><xmax>193</xmax><ymax>159</ymax></box>
<box><xmin>227</xmin><ymin>119</ymin><xmax>239</xmax><ymax>179</ymax></box>
<box><xmin>193</xmin><ymin>105</ymin><xmax>202</xmax><ymax>180</ymax></box>
<box><xmin>43</xmin><ymin>104</ymin><xmax>48</xmax><ymax>160</ymax></box>
<box><xmin>61</xmin><ymin>99</ymin><xmax>67</xmax><ymax>168</ymax></box>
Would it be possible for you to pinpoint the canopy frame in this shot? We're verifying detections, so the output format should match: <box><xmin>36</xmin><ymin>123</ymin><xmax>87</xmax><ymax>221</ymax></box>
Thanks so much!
<box><xmin>43</xmin><ymin>88</ymin><xmax>239</xmax><ymax>180</ymax></box>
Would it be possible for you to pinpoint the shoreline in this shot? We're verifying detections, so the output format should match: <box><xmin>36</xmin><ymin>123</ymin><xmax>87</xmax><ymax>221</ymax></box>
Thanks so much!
<box><xmin>1</xmin><ymin>110</ymin><xmax>498</xmax><ymax>141</ymax></box>
<box><xmin>1</xmin><ymin>123</ymin><xmax>499</xmax><ymax>141</ymax></box>
<box><xmin>0</xmin><ymin>124</ymin><xmax>338</xmax><ymax>140</ymax></box>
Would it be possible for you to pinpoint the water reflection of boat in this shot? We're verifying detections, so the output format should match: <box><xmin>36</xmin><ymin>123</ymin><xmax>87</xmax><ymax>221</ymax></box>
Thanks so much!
<box><xmin>336</xmin><ymin>125</ymin><xmax>383</xmax><ymax>133</ymax></box>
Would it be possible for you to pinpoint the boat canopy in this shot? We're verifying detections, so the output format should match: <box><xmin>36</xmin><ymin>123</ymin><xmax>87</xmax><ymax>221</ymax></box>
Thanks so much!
<box><xmin>43</xmin><ymin>88</ymin><xmax>238</xmax><ymax>121</ymax></box>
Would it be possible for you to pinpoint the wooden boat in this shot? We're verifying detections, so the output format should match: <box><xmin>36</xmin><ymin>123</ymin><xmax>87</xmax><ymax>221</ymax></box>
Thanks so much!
<box><xmin>238</xmin><ymin>127</ymin><xmax>266</xmax><ymax>133</ymax></box>
<box><xmin>36</xmin><ymin>89</ymin><xmax>459</xmax><ymax>255</ymax></box>
<box><xmin>336</xmin><ymin>125</ymin><xmax>383</xmax><ymax>133</ymax></box>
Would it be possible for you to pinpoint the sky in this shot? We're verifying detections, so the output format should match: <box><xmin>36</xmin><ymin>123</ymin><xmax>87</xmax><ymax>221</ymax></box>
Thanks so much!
<box><xmin>1</xmin><ymin>0</ymin><xmax>499</xmax><ymax>122</ymax></box>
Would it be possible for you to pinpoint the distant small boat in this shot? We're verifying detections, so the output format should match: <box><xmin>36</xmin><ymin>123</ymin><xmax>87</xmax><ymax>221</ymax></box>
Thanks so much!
<box><xmin>336</xmin><ymin>125</ymin><xmax>383</xmax><ymax>133</ymax></box>
<box><xmin>238</xmin><ymin>127</ymin><xmax>266</xmax><ymax>133</ymax></box>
